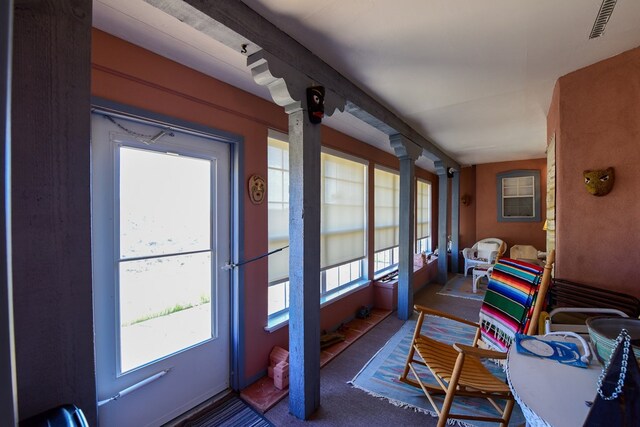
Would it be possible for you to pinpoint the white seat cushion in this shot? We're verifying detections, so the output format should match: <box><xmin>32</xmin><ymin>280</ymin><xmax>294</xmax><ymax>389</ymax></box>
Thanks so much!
<box><xmin>477</xmin><ymin>242</ymin><xmax>498</xmax><ymax>260</ymax></box>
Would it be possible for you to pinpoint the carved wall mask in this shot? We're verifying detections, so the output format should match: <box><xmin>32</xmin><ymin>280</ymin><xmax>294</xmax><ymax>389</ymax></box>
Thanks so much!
<box><xmin>249</xmin><ymin>174</ymin><xmax>266</xmax><ymax>204</ymax></box>
<box><xmin>583</xmin><ymin>167</ymin><xmax>614</xmax><ymax>196</ymax></box>
<box><xmin>306</xmin><ymin>86</ymin><xmax>325</xmax><ymax>124</ymax></box>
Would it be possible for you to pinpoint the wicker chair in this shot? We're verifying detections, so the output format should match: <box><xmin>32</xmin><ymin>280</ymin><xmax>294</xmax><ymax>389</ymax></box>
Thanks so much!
<box><xmin>462</xmin><ymin>238</ymin><xmax>507</xmax><ymax>276</ymax></box>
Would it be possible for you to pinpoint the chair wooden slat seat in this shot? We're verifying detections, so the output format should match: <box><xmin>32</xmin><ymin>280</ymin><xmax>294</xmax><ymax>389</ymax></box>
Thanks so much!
<box><xmin>415</xmin><ymin>336</ymin><xmax>510</xmax><ymax>392</ymax></box>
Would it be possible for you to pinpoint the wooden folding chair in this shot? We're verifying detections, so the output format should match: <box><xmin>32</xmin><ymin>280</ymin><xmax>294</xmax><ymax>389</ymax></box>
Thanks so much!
<box><xmin>399</xmin><ymin>251</ymin><xmax>555</xmax><ymax>427</ymax></box>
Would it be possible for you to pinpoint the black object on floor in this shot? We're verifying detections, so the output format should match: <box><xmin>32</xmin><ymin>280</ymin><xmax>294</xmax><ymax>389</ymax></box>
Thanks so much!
<box><xmin>20</xmin><ymin>404</ymin><xmax>88</xmax><ymax>427</ymax></box>
<box><xmin>183</xmin><ymin>395</ymin><xmax>274</xmax><ymax>427</ymax></box>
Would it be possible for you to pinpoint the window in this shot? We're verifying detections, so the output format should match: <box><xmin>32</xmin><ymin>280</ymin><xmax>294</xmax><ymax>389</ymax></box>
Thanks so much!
<box><xmin>374</xmin><ymin>246</ymin><xmax>399</xmax><ymax>273</ymax></box>
<box><xmin>320</xmin><ymin>149</ymin><xmax>367</xmax><ymax>271</ymax></box>
<box><xmin>267</xmin><ymin>133</ymin><xmax>290</xmax><ymax>318</ymax></box>
<box><xmin>416</xmin><ymin>179</ymin><xmax>432</xmax><ymax>253</ymax></box>
<box><xmin>267</xmin><ymin>136</ymin><xmax>289</xmax><ymax>285</ymax></box>
<box><xmin>497</xmin><ymin>170</ymin><xmax>541</xmax><ymax>222</ymax></box>
<box><xmin>267</xmin><ymin>133</ymin><xmax>368</xmax><ymax>320</ymax></box>
<box><xmin>374</xmin><ymin>167</ymin><xmax>400</xmax><ymax>274</ymax></box>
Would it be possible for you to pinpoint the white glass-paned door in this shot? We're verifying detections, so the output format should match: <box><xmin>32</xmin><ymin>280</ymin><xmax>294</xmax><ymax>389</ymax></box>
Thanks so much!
<box><xmin>92</xmin><ymin>112</ymin><xmax>230</xmax><ymax>427</ymax></box>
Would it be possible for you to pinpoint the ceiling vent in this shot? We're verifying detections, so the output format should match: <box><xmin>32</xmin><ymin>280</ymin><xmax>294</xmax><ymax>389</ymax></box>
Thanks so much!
<box><xmin>589</xmin><ymin>0</ymin><xmax>618</xmax><ymax>39</ymax></box>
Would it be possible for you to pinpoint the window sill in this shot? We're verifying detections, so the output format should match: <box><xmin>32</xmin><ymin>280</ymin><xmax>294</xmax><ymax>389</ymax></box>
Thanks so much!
<box><xmin>264</xmin><ymin>279</ymin><xmax>371</xmax><ymax>333</ymax></box>
<box><xmin>265</xmin><ymin>311</ymin><xmax>289</xmax><ymax>333</ymax></box>
<box><xmin>373</xmin><ymin>266</ymin><xmax>399</xmax><ymax>281</ymax></box>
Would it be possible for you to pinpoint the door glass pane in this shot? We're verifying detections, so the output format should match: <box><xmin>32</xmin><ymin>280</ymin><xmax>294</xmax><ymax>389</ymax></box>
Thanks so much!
<box><xmin>118</xmin><ymin>146</ymin><xmax>215</xmax><ymax>373</ymax></box>
<box><xmin>120</xmin><ymin>147</ymin><xmax>211</xmax><ymax>259</ymax></box>
<box><xmin>119</xmin><ymin>252</ymin><xmax>213</xmax><ymax>373</ymax></box>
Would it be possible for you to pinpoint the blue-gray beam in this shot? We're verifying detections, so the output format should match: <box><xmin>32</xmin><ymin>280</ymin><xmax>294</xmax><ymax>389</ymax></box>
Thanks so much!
<box><xmin>435</xmin><ymin>161</ymin><xmax>449</xmax><ymax>285</ymax></box>
<box><xmin>390</xmin><ymin>135</ymin><xmax>422</xmax><ymax>320</ymax></box>
<box><xmin>146</xmin><ymin>0</ymin><xmax>460</xmax><ymax>169</ymax></box>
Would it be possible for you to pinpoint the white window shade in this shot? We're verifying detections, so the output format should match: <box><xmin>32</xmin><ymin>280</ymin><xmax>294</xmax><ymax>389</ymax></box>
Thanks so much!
<box><xmin>268</xmin><ymin>137</ymin><xmax>367</xmax><ymax>282</ymax></box>
<box><xmin>268</xmin><ymin>137</ymin><xmax>289</xmax><ymax>283</ymax></box>
<box><xmin>374</xmin><ymin>168</ymin><xmax>400</xmax><ymax>252</ymax></box>
<box><xmin>320</xmin><ymin>152</ymin><xmax>367</xmax><ymax>269</ymax></box>
<box><xmin>416</xmin><ymin>179</ymin><xmax>431</xmax><ymax>240</ymax></box>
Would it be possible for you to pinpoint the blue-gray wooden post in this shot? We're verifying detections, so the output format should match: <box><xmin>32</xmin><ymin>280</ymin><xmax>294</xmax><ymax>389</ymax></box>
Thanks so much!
<box><xmin>248</xmin><ymin>50</ymin><xmax>347</xmax><ymax>420</ymax></box>
<box><xmin>287</xmin><ymin>105</ymin><xmax>322</xmax><ymax>420</ymax></box>
<box><xmin>450</xmin><ymin>169</ymin><xmax>460</xmax><ymax>273</ymax></box>
<box><xmin>435</xmin><ymin>161</ymin><xmax>449</xmax><ymax>284</ymax></box>
<box><xmin>391</xmin><ymin>135</ymin><xmax>422</xmax><ymax>320</ymax></box>
<box><xmin>0</xmin><ymin>1</ymin><xmax>16</xmax><ymax>424</ymax></box>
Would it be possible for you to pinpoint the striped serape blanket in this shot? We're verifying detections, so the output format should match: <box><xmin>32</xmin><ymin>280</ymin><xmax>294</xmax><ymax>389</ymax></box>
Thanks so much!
<box><xmin>478</xmin><ymin>258</ymin><xmax>544</xmax><ymax>352</ymax></box>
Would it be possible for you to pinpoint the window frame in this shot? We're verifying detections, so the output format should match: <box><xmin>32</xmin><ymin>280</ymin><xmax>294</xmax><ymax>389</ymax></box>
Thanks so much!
<box><xmin>373</xmin><ymin>246</ymin><xmax>400</xmax><ymax>277</ymax></box>
<box><xmin>496</xmin><ymin>170</ymin><xmax>541</xmax><ymax>222</ymax></box>
<box><xmin>320</xmin><ymin>258</ymin><xmax>366</xmax><ymax>299</ymax></box>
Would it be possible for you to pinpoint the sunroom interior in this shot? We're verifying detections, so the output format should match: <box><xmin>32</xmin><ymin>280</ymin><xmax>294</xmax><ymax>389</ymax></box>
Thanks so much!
<box><xmin>3</xmin><ymin>0</ymin><xmax>640</xmax><ymax>426</ymax></box>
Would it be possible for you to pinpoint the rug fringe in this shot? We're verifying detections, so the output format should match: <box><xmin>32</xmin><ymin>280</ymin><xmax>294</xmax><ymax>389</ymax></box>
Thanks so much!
<box><xmin>348</xmin><ymin>382</ymin><xmax>485</xmax><ymax>427</ymax></box>
<box><xmin>349</xmin><ymin>381</ymin><xmax>438</xmax><ymax>416</ymax></box>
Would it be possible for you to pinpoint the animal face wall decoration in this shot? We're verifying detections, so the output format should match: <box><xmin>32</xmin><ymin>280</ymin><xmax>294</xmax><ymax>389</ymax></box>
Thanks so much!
<box><xmin>249</xmin><ymin>174</ymin><xmax>266</xmax><ymax>204</ymax></box>
<box><xmin>306</xmin><ymin>86</ymin><xmax>325</xmax><ymax>124</ymax></box>
<box><xmin>583</xmin><ymin>167</ymin><xmax>614</xmax><ymax>196</ymax></box>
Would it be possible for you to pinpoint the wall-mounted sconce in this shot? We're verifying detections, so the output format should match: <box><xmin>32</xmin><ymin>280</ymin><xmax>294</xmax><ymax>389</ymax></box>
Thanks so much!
<box><xmin>461</xmin><ymin>194</ymin><xmax>472</xmax><ymax>206</ymax></box>
<box><xmin>447</xmin><ymin>167</ymin><xmax>455</xmax><ymax>178</ymax></box>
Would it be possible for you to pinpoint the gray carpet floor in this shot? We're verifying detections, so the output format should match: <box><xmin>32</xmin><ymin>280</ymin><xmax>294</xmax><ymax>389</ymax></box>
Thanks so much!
<box><xmin>263</xmin><ymin>277</ymin><xmax>483</xmax><ymax>426</ymax></box>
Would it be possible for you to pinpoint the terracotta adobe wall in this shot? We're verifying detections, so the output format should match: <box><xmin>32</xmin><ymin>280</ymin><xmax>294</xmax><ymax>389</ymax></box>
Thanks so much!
<box><xmin>474</xmin><ymin>159</ymin><xmax>547</xmax><ymax>252</ymax></box>
<box><xmin>91</xmin><ymin>29</ymin><xmax>438</xmax><ymax>386</ymax></box>
<box><xmin>548</xmin><ymin>46</ymin><xmax>640</xmax><ymax>297</ymax></box>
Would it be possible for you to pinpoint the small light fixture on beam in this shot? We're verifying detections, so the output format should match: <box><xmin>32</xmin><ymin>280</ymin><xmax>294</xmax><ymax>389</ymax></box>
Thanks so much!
<box><xmin>447</xmin><ymin>167</ymin><xmax>455</xmax><ymax>178</ymax></box>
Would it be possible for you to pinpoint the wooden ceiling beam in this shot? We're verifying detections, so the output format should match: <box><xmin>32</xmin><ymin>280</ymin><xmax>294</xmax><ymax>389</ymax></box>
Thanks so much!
<box><xmin>145</xmin><ymin>0</ymin><xmax>460</xmax><ymax>168</ymax></box>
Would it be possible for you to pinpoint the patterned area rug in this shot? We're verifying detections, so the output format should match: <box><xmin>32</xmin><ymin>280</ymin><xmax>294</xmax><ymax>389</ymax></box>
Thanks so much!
<box><xmin>349</xmin><ymin>315</ymin><xmax>524</xmax><ymax>427</ymax></box>
<box><xmin>437</xmin><ymin>274</ymin><xmax>487</xmax><ymax>301</ymax></box>
<box><xmin>183</xmin><ymin>395</ymin><xmax>274</xmax><ymax>427</ymax></box>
